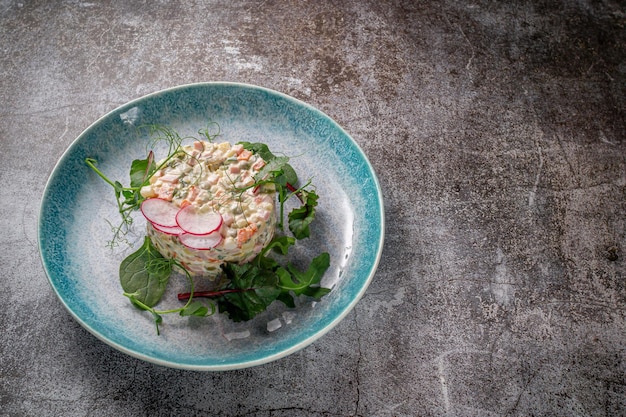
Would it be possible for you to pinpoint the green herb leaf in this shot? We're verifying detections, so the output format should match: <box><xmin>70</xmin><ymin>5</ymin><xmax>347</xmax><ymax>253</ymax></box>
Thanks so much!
<box><xmin>240</xmin><ymin>141</ymin><xmax>319</xmax><ymax>237</ymax></box>
<box><xmin>119</xmin><ymin>237</ymin><xmax>172</xmax><ymax>307</ymax></box>
<box><xmin>239</xmin><ymin>141</ymin><xmax>299</xmax><ymax>186</ymax></box>
<box><xmin>209</xmin><ymin>239</ymin><xmax>331</xmax><ymax>322</ymax></box>
<box><xmin>262</xmin><ymin>235</ymin><xmax>296</xmax><ymax>256</ymax></box>
<box><xmin>113</xmin><ymin>181</ymin><xmax>124</xmax><ymax>197</ymax></box>
<box><xmin>180</xmin><ymin>301</ymin><xmax>210</xmax><ymax>317</ymax></box>
<box><xmin>288</xmin><ymin>190</ymin><xmax>319</xmax><ymax>239</ymax></box>
<box><xmin>219</xmin><ymin>263</ymin><xmax>282</xmax><ymax>321</ymax></box>
<box><xmin>276</xmin><ymin>292</ymin><xmax>296</xmax><ymax>308</ymax></box>
<box><xmin>280</xmin><ymin>252</ymin><xmax>331</xmax><ymax>298</ymax></box>
<box><xmin>280</xmin><ymin>163</ymin><xmax>298</xmax><ymax>187</ymax></box>
<box><xmin>129</xmin><ymin>151</ymin><xmax>156</xmax><ymax>188</ymax></box>
<box><xmin>239</xmin><ymin>142</ymin><xmax>276</xmax><ymax>161</ymax></box>
<box><xmin>256</xmin><ymin>156</ymin><xmax>290</xmax><ymax>182</ymax></box>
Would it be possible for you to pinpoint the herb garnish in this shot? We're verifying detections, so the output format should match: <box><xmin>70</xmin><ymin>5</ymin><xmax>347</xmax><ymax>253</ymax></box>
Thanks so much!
<box><xmin>119</xmin><ymin>236</ymin><xmax>213</xmax><ymax>335</ymax></box>
<box><xmin>85</xmin><ymin>123</ymin><xmax>219</xmax><ymax>247</ymax></box>
<box><xmin>178</xmin><ymin>236</ymin><xmax>331</xmax><ymax>322</ymax></box>
<box><xmin>86</xmin><ymin>124</ymin><xmax>331</xmax><ymax>333</ymax></box>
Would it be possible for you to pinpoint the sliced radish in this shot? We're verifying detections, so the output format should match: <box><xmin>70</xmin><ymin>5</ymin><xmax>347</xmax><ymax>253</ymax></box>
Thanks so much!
<box><xmin>176</xmin><ymin>205</ymin><xmax>223</xmax><ymax>235</ymax></box>
<box><xmin>151</xmin><ymin>222</ymin><xmax>184</xmax><ymax>236</ymax></box>
<box><xmin>140</xmin><ymin>198</ymin><xmax>179</xmax><ymax>227</ymax></box>
<box><xmin>178</xmin><ymin>231</ymin><xmax>222</xmax><ymax>250</ymax></box>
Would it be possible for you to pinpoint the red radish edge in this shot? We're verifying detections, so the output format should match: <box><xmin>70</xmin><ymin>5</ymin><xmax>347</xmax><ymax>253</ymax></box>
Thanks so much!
<box><xmin>178</xmin><ymin>231</ymin><xmax>222</xmax><ymax>250</ymax></box>
<box><xmin>176</xmin><ymin>205</ymin><xmax>223</xmax><ymax>235</ymax></box>
<box><xmin>140</xmin><ymin>198</ymin><xmax>179</xmax><ymax>227</ymax></box>
<box><xmin>151</xmin><ymin>222</ymin><xmax>184</xmax><ymax>236</ymax></box>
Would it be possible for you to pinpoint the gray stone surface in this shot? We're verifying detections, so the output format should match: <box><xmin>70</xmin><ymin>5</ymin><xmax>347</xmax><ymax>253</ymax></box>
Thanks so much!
<box><xmin>1</xmin><ymin>1</ymin><xmax>625</xmax><ymax>416</ymax></box>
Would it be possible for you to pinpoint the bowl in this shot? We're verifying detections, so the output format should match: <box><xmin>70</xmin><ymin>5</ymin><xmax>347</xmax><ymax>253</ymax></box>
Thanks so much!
<box><xmin>38</xmin><ymin>82</ymin><xmax>384</xmax><ymax>370</ymax></box>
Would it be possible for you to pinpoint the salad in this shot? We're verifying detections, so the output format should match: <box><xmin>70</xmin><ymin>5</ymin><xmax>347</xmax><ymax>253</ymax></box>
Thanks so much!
<box><xmin>85</xmin><ymin>123</ymin><xmax>331</xmax><ymax>334</ymax></box>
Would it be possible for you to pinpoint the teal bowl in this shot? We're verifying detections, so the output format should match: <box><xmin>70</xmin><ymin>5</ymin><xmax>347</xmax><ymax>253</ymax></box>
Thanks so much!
<box><xmin>38</xmin><ymin>82</ymin><xmax>384</xmax><ymax>370</ymax></box>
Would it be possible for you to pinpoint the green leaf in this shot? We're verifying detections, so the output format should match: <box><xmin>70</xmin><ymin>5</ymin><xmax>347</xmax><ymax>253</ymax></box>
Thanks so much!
<box><xmin>239</xmin><ymin>141</ymin><xmax>298</xmax><ymax>185</ymax></box>
<box><xmin>119</xmin><ymin>237</ymin><xmax>172</xmax><ymax>307</ymax></box>
<box><xmin>263</xmin><ymin>235</ymin><xmax>296</xmax><ymax>256</ymax></box>
<box><xmin>279</xmin><ymin>252</ymin><xmax>331</xmax><ymax>297</ymax></box>
<box><xmin>276</xmin><ymin>292</ymin><xmax>296</xmax><ymax>308</ymax></box>
<box><xmin>239</xmin><ymin>142</ymin><xmax>276</xmax><ymax>161</ymax></box>
<box><xmin>213</xmin><ymin>238</ymin><xmax>332</xmax><ymax>321</ymax></box>
<box><xmin>255</xmin><ymin>236</ymin><xmax>294</xmax><ymax>271</ymax></box>
<box><xmin>278</xmin><ymin>163</ymin><xmax>298</xmax><ymax>187</ymax></box>
<box><xmin>256</xmin><ymin>156</ymin><xmax>290</xmax><ymax>181</ymax></box>
<box><xmin>288</xmin><ymin>190</ymin><xmax>319</xmax><ymax>239</ymax></box>
<box><xmin>218</xmin><ymin>263</ymin><xmax>282</xmax><ymax>322</ymax></box>
<box><xmin>113</xmin><ymin>181</ymin><xmax>124</xmax><ymax>198</ymax></box>
<box><xmin>180</xmin><ymin>301</ymin><xmax>210</xmax><ymax>317</ymax></box>
<box><xmin>303</xmin><ymin>286</ymin><xmax>332</xmax><ymax>299</ymax></box>
<box><xmin>129</xmin><ymin>151</ymin><xmax>156</xmax><ymax>188</ymax></box>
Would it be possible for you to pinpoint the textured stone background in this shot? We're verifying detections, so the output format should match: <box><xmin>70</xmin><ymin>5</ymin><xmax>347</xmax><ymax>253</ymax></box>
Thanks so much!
<box><xmin>1</xmin><ymin>1</ymin><xmax>625</xmax><ymax>416</ymax></box>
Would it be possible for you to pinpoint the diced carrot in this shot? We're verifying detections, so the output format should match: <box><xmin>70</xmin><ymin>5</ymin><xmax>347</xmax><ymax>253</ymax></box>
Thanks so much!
<box><xmin>180</xmin><ymin>186</ymin><xmax>199</xmax><ymax>208</ymax></box>
<box><xmin>237</xmin><ymin>149</ymin><xmax>253</xmax><ymax>161</ymax></box>
<box><xmin>237</xmin><ymin>223</ymin><xmax>258</xmax><ymax>247</ymax></box>
<box><xmin>252</xmin><ymin>158</ymin><xmax>265</xmax><ymax>171</ymax></box>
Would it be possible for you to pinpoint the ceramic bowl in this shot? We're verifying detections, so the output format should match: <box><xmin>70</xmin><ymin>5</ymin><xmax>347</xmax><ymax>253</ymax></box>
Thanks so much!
<box><xmin>39</xmin><ymin>82</ymin><xmax>384</xmax><ymax>370</ymax></box>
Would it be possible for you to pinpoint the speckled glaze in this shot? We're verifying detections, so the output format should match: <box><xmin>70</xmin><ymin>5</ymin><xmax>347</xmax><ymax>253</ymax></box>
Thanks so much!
<box><xmin>38</xmin><ymin>82</ymin><xmax>384</xmax><ymax>370</ymax></box>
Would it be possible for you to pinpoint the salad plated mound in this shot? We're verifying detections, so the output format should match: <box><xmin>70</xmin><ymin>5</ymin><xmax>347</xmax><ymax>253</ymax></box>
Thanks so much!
<box><xmin>86</xmin><ymin>124</ymin><xmax>331</xmax><ymax>334</ymax></box>
<box><xmin>141</xmin><ymin>141</ymin><xmax>278</xmax><ymax>277</ymax></box>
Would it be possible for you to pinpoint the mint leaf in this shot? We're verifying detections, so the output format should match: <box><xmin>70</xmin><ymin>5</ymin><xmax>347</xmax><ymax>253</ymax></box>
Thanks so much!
<box><xmin>119</xmin><ymin>237</ymin><xmax>172</xmax><ymax>307</ymax></box>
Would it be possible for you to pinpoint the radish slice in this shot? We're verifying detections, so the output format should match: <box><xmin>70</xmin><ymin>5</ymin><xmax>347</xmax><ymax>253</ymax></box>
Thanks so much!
<box><xmin>179</xmin><ymin>231</ymin><xmax>222</xmax><ymax>250</ymax></box>
<box><xmin>151</xmin><ymin>222</ymin><xmax>184</xmax><ymax>236</ymax></box>
<box><xmin>141</xmin><ymin>198</ymin><xmax>179</xmax><ymax>227</ymax></box>
<box><xmin>176</xmin><ymin>205</ymin><xmax>223</xmax><ymax>235</ymax></box>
